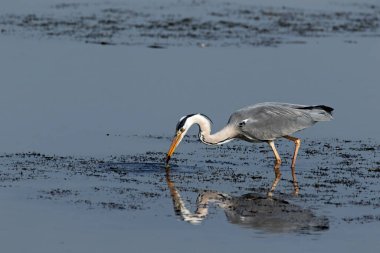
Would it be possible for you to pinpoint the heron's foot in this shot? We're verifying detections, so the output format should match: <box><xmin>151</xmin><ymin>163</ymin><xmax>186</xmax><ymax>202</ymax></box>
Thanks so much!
<box><xmin>267</xmin><ymin>189</ymin><xmax>274</xmax><ymax>199</ymax></box>
<box><xmin>293</xmin><ymin>183</ymin><xmax>300</xmax><ymax>196</ymax></box>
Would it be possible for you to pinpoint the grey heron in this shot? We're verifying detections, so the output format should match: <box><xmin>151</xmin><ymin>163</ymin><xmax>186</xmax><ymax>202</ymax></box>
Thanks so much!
<box><xmin>165</xmin><ymin>102</ymin><xmax>333</xmax><ymax>195</ymax></box>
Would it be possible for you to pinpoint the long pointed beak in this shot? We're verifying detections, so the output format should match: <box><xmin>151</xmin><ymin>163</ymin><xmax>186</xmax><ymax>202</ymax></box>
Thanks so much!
<box><xmin>166</xmin><ymin>132</ymin><xmax>183</xmax><ymax>165</ymax></box>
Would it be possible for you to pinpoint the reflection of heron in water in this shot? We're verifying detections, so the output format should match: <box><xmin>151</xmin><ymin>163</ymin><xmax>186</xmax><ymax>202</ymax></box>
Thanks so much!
<box><xmin>165</xmin><ymin>168</ymin><xmax>329</xmax><ymax>233</ymax></box>
<box><xmin>166</xmin><ymin>102</ymin><xmax>333</xmax><ymax>195</ymax></box>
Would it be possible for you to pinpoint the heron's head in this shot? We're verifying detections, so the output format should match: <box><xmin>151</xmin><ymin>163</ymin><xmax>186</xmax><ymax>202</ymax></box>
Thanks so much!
<box><xmin>165</xmin><ymin>114</ymin><xmax>211</xmax><ymax>165</ymax></box>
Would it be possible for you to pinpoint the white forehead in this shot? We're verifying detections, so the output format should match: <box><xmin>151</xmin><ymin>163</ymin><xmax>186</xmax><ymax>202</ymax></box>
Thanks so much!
<box><xmin>176</xmin><ymin>114</ymin><xmax>198</xmax><ymax>130</ymax></box>
<box><xmin>181</xmin><ymin>115</ymin><xmax>196</xmax><ymax>128</ymax></box>
<box><xmin>176</xmin><ymin>114</ymin><xmax>211</xmax><ymax>131</ymax></box>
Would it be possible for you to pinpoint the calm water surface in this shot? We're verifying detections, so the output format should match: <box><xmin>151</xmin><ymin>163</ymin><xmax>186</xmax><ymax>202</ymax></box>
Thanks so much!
<box><xmin>0</xmin><ymin>0</ymin><xmax>379</xmax><ymax>252</ymax></box>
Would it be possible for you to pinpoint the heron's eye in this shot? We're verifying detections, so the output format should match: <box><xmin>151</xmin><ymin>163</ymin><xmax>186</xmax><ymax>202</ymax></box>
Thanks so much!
<box><xmin>180</xmin><ymin>128</ymin><xmax>185</xmax><ymax>133</ymax></box>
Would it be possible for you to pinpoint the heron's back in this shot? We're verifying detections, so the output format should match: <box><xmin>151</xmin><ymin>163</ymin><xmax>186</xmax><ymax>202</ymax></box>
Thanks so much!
<box><xmin>228</xmin><ymin>102</ymin><xmax>333</xmax><ymax>140</ymax></box>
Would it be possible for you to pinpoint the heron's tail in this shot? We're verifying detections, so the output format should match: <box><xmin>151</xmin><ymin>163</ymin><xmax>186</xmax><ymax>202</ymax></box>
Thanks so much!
<box><xmin>298</xmin><ymin>105</ymin><xmax>334</xmax><ymax>121</ymax></box>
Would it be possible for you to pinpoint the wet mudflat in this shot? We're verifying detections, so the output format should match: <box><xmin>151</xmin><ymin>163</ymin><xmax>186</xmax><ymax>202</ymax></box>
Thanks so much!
<box><xmin>0</xmin><ymin>0</ymin><xmax>379</xmax><ymax>47</ymax></box>
<box><xmin>0</xmin><ymin>0</ymin><xmax>380</xmax><ymax>252</ymax></box>
<box><xmin>1</xmin><ymin>136</ymin><xmax>379</xmax><ymax>221</ymax></box>
<box><xmin>0</xmin><ymin>136</ymin><xmax>379</xmax><ymax>252</ymax></box>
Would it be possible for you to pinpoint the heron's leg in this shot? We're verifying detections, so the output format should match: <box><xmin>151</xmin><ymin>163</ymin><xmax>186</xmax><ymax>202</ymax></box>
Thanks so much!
<box><xmin>268</xmin><ymin>140</ymin><xmax>282</xmax><ymax>163</ymax></box>
<box><xmin>283</xmin><ymin>135</ymin><xmax>301</xmax><ymax>195</ymax></box>
<box><xmin>283</xmin><ymin>135</ymin><xmax>301</xmax><ymax>168</ymax></box>
<box><xmin>267</xmin><ymin>141</ymin><xmax>282</xmax><ymax>197</ymax></box>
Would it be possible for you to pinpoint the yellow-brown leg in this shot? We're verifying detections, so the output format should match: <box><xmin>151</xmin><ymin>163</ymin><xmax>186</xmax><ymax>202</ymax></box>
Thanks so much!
<box><xmin>268</xmin><ymin>140</ymin><xmax>282</xmax><ymax>163</ymax></box>
<box><xmin>267</xmin><ymin>141</ymin><xmax>282</xmax><ymax>197</ymax></box>
<box><xmin>284</xmin><ymin>135</ymin><xmax>301</xmax><ymax>195</ymax></box>
<box><xmin>284</xmin><ymin>135</ymin><xmax>301</xmax><ymax>168</ymax></box>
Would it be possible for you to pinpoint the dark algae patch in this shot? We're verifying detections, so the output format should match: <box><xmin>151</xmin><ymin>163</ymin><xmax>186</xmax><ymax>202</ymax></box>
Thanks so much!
<box><xmin>343</xmin><ymin>215</ymin><xmax>380</xmax><ymax>224</ymax></box>
<box><xmin>0</xmin><ymin>137</ymin><xmax>379</xmax><ymax>229</ymax></box>
<box><xmin>0</xmin><ymin>2</ymin><xmax>379</xmax><ymax>47</ymax></box>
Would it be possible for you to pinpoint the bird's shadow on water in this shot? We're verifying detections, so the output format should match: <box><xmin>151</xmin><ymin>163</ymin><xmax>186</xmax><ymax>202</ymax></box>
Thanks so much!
<box><xmin>165</xmin><ymin>167</ymin><xmax>329</xmax><ymax>234</ymax></box>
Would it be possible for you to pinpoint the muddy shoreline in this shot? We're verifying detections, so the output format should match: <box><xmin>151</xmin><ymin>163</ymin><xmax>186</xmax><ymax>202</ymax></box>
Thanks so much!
<box><xmin>0</xmin><ymin>2</ymin><xmax>379</xmax><ymax>47</ymax></box>
<box><xmin>1</xmin><ymin>137</ymin><xmax>378</xmax><ymax>230</ymax></box>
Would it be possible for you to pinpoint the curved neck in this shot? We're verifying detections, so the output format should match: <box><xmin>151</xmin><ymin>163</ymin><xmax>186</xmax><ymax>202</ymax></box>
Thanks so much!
<box><xmin>190</xmin><ymin>115</ymin><xmax>237</xmax><ymax>145</ymax></box>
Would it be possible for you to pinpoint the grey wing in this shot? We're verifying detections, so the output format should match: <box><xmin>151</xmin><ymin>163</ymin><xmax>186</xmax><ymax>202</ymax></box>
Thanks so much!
<box><xmin>230</xmin><ymin>105</ymin><xmax>315</xmax><ymax>141</ymax></box>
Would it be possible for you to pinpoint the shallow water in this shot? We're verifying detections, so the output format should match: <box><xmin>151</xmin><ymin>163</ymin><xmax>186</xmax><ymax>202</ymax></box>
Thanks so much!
<box><xmin>0</xmin><ymin>0</ymin><xmax>379</xmax><ymax>252</ymax></box>
<box><xmin>0</xmin><ymin>137</ymin><xmax>379</xmax><ymax>252</ymax></box>
<box><xmin>0</xmin><ymin>36</ymin><xmax>379</xmax><ymax>156</ymax></box>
